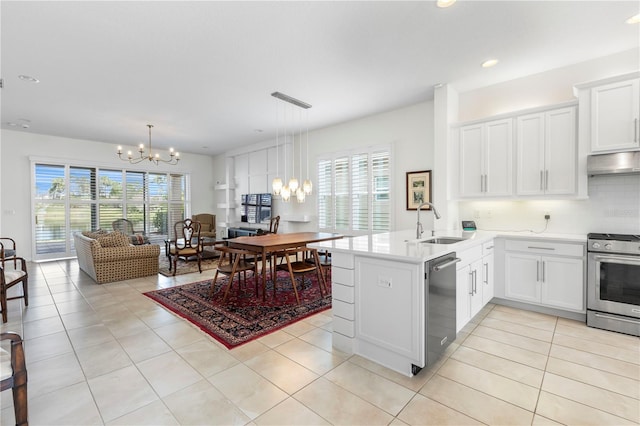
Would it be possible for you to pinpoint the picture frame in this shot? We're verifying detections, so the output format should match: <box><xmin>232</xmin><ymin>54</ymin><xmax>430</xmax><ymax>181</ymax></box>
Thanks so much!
<box><xmin>406</xmin><ymin>170</ymin><xmax>432</xmax><ymax>210</ymax></box>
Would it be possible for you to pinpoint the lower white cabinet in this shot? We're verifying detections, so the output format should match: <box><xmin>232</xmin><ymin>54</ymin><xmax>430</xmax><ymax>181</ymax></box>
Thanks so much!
<box><xmin>456</xmin><ymin>241</ymin><xmax>494</xmax><ymax>331</ymax></box>
<box><xmin>504</xmin><ymin>239</ymin><xmax>585</xmax><ymax>313</ymax></box>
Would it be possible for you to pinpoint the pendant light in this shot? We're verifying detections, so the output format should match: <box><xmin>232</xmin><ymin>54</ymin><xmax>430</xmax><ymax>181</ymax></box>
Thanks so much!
<box><xmin>272</xmin><ymin>99</ymin><xmax>283</xmax><ymax>196</ymax></box>
<box><xmin>288</xmin><ymin>106</ymin><xmax>299</xmax><ymax>193</ymax></box>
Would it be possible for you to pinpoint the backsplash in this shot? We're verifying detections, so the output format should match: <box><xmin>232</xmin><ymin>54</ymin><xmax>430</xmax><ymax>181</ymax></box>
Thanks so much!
<box><xmin>458</xmin><ymin>174</ymin><xmax>640</xmax><ymax>236</ymax></box>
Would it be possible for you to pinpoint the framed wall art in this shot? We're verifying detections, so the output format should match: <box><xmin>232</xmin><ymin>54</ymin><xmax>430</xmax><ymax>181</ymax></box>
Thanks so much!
<box><xmin>406</xmin><ymin>170</ymin><xmax>432</xmax><ymax>210</ymax></box>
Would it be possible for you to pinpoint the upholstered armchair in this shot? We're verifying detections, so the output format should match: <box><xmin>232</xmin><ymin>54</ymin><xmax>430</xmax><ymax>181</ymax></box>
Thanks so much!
<box><xmin>192</xmin><ymin>213</ymin><xmax>216</xmax><ymax>239</ymax></box>
<box><xmin>112</xmin><ymin>218</ymin><xmax>150</xmax><ymax>245</ymax></box>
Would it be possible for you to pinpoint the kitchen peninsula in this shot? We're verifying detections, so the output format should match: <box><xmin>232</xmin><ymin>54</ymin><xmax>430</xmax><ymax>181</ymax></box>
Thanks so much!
<box><xmin>311</xmin><ymin>229</ymin><xmax>496</xmax><ymax>377</ymax></box>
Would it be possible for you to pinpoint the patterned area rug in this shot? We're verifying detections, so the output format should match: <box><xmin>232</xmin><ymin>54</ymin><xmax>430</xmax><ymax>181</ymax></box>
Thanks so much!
<box><xmin>143</xmin><ymin>271</ymin><xmax>331</xmax><ymax>348</ymax></box>
<box><xmin>158</xmin><ymin>253</ymin><xmax>219</xmax><ymax>276</ymax></box>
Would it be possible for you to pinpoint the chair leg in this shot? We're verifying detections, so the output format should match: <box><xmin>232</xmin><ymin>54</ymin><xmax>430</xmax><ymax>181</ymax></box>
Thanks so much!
<box><xmin>209</xmin><ymin>270</ymin><xmax>220</xmax><ymax>298</ymax></box>
<box><xmin>283</xmin><ymin>257</ymin><xmax>301</xmax><ymax>305</ymax></box>
<box><xmin>22</xmin><ymin>277</ymin><xmax>28</xmax><ymax>307</ymax></box>
<box><xmin>172</xmin><ymin>257</ymin><xmax>178</xmax><ymax>276</ymax></box>
<box><xmin>197</xmin><ymin>254</ymin><xmax>202</xmax><ymax>273</ymax></box>
<box><xmin>1</xmin><ymin>287</ymin><xmax>7</xmax><ymax>323</ymax></box>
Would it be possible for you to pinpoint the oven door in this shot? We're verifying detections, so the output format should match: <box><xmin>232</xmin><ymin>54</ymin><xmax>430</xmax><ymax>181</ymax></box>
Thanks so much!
<box><xmin>588</xmin><ymin>252</ymin><xmax>640</xmax><ymax>319</ymax></box>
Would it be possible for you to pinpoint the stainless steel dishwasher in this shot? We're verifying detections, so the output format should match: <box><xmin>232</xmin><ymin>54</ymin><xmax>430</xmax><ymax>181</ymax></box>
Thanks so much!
<box><xmin>425</xmin><ymin>253</ymin><xmax>460</xmax><ymax>367</ymax></box>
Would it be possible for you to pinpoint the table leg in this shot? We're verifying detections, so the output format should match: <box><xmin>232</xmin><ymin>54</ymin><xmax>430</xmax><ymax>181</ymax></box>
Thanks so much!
<box><xmin>261</xmin><ymin>250</ymin><xmax>267</xmax><ymax>301</ymax></box>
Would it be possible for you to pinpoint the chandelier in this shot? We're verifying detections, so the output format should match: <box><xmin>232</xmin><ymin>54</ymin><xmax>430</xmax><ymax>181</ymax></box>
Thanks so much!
<box><xmin>117</xmin><ymin>124</ymin><xmax>180</xmax><ymax>165</ymax></box>
<box><xmin>271</xmin><ymin>91</ymin><xmax>312</xmax><ymax>202</ymax></box>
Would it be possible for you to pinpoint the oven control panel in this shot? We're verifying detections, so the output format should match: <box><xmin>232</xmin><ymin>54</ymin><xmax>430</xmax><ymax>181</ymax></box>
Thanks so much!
<box><xmin>588</xmin><ymin>239</ymin><xmax>640</xmax><ymax>255</ymax></box>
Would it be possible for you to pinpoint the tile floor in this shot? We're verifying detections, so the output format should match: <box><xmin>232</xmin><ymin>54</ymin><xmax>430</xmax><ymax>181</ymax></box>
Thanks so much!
<box><xmin>1</xmin><ymin>259</ymin><xmax>639</xmax><ymax>425</ymax></box>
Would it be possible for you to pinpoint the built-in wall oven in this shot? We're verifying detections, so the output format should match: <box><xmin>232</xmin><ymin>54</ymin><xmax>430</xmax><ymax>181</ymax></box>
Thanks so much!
<box><xmin>587</xmin><ymin>233</ymin><xmax>640</xmax><ymax>336</ymax></box>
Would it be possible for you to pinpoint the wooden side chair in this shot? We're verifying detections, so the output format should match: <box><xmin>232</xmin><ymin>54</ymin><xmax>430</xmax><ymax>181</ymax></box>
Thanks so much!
<box><xmin>210</xmin><ymin>246</ymin><xmax>259</xmax><ymax>302</ymax></box>
<box><xmin>0</xmin><ymin>238</ymin><xmax>18</xmax><ymax>268</ymax></box>
<box><xmin>168</xmin><ymin>219</ymin><xmax>202</xmax><ymax>276</ymax></box>
<box><xmin>1</xmin><ymin>332</ymin><xmax>28</xmax><ymax>426</ymax></box>
<box><xmin>1</xmin><ymin>258</ymin><xmax>28</xmax><ymax>323</ymax></box>
<box><xmin>275</xmin><ymin>246</ymin><xmax>327</xmax><ymax>304</ymax></box>
<box><xmin>268</xmin><ymin>215</ymin><xmax>280</xmax><ymax>234</ymax></box>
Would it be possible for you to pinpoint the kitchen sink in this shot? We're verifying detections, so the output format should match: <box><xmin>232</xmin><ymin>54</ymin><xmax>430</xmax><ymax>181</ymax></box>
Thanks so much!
<box><xmin>420</xmin><ymin>237</ymin><xmax>465</xmax><ymax>244</ymax></box>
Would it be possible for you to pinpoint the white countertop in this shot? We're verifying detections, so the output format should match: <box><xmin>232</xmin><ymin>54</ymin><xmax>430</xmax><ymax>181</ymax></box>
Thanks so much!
<box><xmin>309</xmin><ymin>229</ymin><xmax>496</xmax><ymax>263</ymax></box>
<box><xmin>309</xmin><ymin>229</ymin><xmax>587</xmax><ymax>263</ymax></box>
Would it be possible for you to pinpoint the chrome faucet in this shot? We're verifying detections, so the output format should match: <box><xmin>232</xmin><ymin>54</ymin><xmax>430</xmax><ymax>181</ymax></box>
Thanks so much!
<box><xmin>416</xmin><ymin>202</ymin><xmax>442</xmax><ymax>239</ymax></box>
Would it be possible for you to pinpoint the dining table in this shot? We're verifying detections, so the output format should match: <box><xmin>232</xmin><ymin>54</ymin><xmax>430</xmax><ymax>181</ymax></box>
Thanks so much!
<box><xmin>226</xmin><ymin>231</ymin><xmax>343</xmax><ymax>298</ymax></box>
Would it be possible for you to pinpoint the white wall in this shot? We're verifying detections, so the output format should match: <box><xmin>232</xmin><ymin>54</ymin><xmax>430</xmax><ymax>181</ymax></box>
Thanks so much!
<box><xmin>0</xmin><ymin>129</ymin><xmax>217</xmax><ymax>261</ymax></box>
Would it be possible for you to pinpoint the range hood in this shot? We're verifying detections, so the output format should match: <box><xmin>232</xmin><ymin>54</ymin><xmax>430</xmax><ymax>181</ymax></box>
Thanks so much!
<box><xmin>587</xmin><ymin>151</ymin><xmax>640</xmax><ymax>176</ymax></box>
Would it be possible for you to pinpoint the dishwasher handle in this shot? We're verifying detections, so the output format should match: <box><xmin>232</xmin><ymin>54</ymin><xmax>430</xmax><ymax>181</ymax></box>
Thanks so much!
<box><xmin>431</xmin><ymin>257</ymin><xmax>461</xmax><ymax>272</ymax></box>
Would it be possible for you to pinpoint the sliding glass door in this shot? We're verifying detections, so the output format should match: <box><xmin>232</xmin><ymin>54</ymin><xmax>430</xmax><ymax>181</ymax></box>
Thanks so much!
<box><xmin>32</xmin><ymin>161</ymin><xmax>189</xmax><ymax>261</ymax></box>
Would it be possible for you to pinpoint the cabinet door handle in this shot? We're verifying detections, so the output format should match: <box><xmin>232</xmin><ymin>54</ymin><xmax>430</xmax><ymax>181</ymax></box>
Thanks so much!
<box><xmin>536</xmin><ymin>260</ymin><xmax>540</xmax><ymax>281</ymax></box>
<box><xmin>473</xmin><ymin>270</ymin><xmax>478</xmax><ymax>294</ymax></box>
<box><xmin>484</xmin><ymin>262</ymin><xmax>489</xmax><ymax>284</ymax></box>
<box><xmin>545</xmin><ymin>170</ymin><xmax>549</xmax><ymax>191</ymax></box>
<box><xmin>484</xmin><ymin>175</ymin><xmax>488</xmax><ymax>193</ymax></box>
<box><xmin>469</xmin><ymin>270</ymin><xmax>474</xmax><ymax>295</ymax></box>
<box><xmin>480</xmin><ymin>175</ymin><xmax>483</xmax><ymax>193</ymax></box>
<box><xmin>542</xmin><ymin>261</ymin><xmax>546</xmax><ymax>283</ymax></box>
<box><xmin>528</xmin><ymin>246</ymin><xmax>555</xmax><ymax>250</ymax></box>
<box><xmin>540</xmin><ymin>170</ymin><xmax>544</xmax><ymax>190</ymax></box>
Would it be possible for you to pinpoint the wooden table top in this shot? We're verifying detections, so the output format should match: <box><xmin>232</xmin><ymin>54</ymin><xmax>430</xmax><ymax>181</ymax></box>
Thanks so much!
<box><xmin>227</xmin><ymin>232</ymin><xmax>343</xmax><ymax>250</ymax></box>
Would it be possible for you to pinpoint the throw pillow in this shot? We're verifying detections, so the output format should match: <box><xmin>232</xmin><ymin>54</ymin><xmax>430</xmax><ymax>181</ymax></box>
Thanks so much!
<box><xmin>98</xmin><ymin>231</ymin><xmax>130</xmax><ymax>248</ymax></box>
<box><xmin>82</xmin><ymin>229</ymin><xmax>108</xmax><ymax>239</ymax></box>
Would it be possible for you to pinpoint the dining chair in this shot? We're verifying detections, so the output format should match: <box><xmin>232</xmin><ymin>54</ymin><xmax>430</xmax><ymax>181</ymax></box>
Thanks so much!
<box><xmin>268</xmin><ymin>215</ymin><xmax>280</xmax><ymax>234</ymax></box>
<box><xmin>210</xmin><ymin>246</ymin><xmax>259</xmax><ymax>302</ymax></box>
<box><xmin>275</xmin><ymin>246</ymin><xmax>327</xmax><ymax>304</ymax></box>
<box><xmin>0</xmin><ymin>238</ymin><xmax>17</xmax><ymax>268</ymax></box>
<box><xmin>307</xmin><ymin>249</ymin><xmax>331</xmax><ymax>284</ymax></box>
<box><xmin>168</xmin><ymin>219</ymin><xmax>202</xmax><ymax>276</ymax></box>
<box><xmin>0</xmin><ymin>257</ymin><xmax>28</xmax><ymax>323</ymax></box>
<box><xmin>1</xmin><ymin>332</ymin><xmax>28</xmax><ymax>425</ymax></box>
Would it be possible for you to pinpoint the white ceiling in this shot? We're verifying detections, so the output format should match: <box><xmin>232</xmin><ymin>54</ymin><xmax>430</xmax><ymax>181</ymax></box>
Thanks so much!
<box><xmin>1</xmin><ymin>1</ymin><xmax>638</xmax><ymax>156</ymax></box>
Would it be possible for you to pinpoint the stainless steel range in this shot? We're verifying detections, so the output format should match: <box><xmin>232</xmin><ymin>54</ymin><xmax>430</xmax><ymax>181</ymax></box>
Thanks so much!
<box><xmin>587</xmin><ymin>233</ymin><xmax>640</xmax><ymax>336</ymax></box>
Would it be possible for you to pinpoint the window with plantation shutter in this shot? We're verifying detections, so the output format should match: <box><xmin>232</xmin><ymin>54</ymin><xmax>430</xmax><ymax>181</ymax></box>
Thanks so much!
<box><xmin>32</xmin><ymin>160</ymin><xmax>189</xmax><ymax>261</ymax></box>
<box><xmin>317</xmin><ymin>146</ymin><xmax>391</xmax><ymax>234</ymax></box>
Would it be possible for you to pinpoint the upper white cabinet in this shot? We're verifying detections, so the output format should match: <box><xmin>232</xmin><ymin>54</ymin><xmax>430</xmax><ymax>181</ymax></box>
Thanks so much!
<box><xmin>591</xmin><ymin>78</ymin><xmax>640</xmax><ymax>152</ymax></box>
<box><xmin>459</xmin><ymin>119</ymin><xmax>513</xmax><ymax>198</ymax></box>
<box><xmin>516</xmin><ymin>106</ymin><xmax>576</xmax><ymax>196</ymax></box>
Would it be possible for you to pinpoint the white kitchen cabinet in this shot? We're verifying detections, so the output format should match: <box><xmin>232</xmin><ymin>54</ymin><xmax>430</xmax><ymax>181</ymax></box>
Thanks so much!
<box><xmin>481</xmin><ymin>242</ymin><xmax>495</xmax><ymax>306</ymax></box>
<box><xmin>516</xmin><ymin>106</ymin><xmax>576</xmax><ymax>196</ymax></box>
<box><xmin>459</xmin><ymin>119</ymin><xmax>513</xmax><ymax>198</ymax></box>
<box><xmin>456</xmin><ymin>243</ymin><xmax>492</xmax><ymax>331</ymax></box>
<box><xmin>504</xmin><ymin>239</ymin><xmax>585</xmax><ymax>313</ymax></box>
<box><xmin>591</xmin><ymin>77</ymin><xmax>640</xmax><ymax>152</ymax></box>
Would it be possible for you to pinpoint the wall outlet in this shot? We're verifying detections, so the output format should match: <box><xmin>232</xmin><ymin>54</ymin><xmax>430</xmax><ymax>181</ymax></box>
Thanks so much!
<box><xmin>378</xmin><ymin>276</ymin><xmax>392</xmax><ymax>288</ymax></box>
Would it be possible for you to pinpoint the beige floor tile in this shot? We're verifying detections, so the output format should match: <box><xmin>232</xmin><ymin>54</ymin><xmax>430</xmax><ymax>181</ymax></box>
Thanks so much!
<box><xmin>117</xmin><ymin>328</ymin><xmax>173</xmax><ymax>363</ymax></box>
<box><xmin>107</xmin><ymin>400</ymin><xmax>179</xmax><ymax>426</ymax></box>
<box><xmin>293</xmin><ymin>377</ymin><xmax>394</xmax><ymax>425</ymax></box>
<box><xmin>28</xmin><ymin>381</ymin><xmax>102</xmax><ymax>426</ymax></box>
<box><xmin>274</xmin><ymin>338</ymin><xmax>346</xmax><ymax>375</ymax></box>
<box><xmin>542</xmin><ymin>372</ymin><xmax>640</xmax><ymax>422</ymax></box>
<box><xmin>245</xmin><ymin>349</ymin><xmax>319</xmax><ymax>394</ymax></box>
<box><xmin>462</xmin><ymin>335</ymin><xmax>548</xmax><ymax>370</ymax></box>
<box><xmin>135</xmin><ymin>306</ymin><xmax>182</xmax><ymax>329</ymax></box>
<box><xmin>257</xmin><ymin>329</ymin><xmax>296</xmax><ymax>348</ymax></box>
<box><xmin>480</xmin><ymin>316</ymin><xmax>554</xmax><ymax>342</ymax></box>
<box><xmin>420</xmin><ymin>375</ymin><xmax>534</xmax><ymax>425</ymax></box>
<box><xmin>536</xmin><ymin>391</ymin><xmax>637</xmax><ymax>425</ymax></box>
<box><xmin>103</xmin><ymin>315</ymin><xmax>151</xmax><ymax>339</ymax></box>
<box><xmin>21</xmin><ymin>304</ymin><xmax>60</xmax><ymax>323</ymax></box>
<box><xmin>60</xmin><ymin>310</ymin><xmax>104</xmax><ymax>330</ymax></box>
<box><xmin>437</xmin><ymin>358</ymin><xmax>539</xmax><ymax>411</ymax></box>
<box><xmin>546</xmin><ymin>356</ymin><xmax>639</xmax><ymax>399</ymax></box>
<box><xmin>553</xmin><ymin>333</ymin><xmax>640</xmax><ymax>365</ymax></box>
<box><xmin>26</xmin><ymin>294</ymin><xmax>55</xmax><ymax>308</ymax></box>
<box><xmin>473</xmin><ymin>325</ymin><xmax>552</xmax><ymax>355</ymax></box>
<box><xmin>22</xmin><ymin>315</ymin><xmax>65</xmax><ymax>340</ymax></box>
<box><xmin>298</xmin><ymin>327</ymin><xmax>334</xmax><ymax>352</ymax></box>
<box><xmin>87</xmin><ymin>364</ymin><xmax>159</xmax><ymax>423</ymax></box>
<box><xmin>229</xmin><ymin>339</ymin><xmax>271</xmax><ymax>362</ymax></box>
<box><xmin>348</xmin><ymin>355</ymin><xmax>433</xmax><ymax>392</ymax></box>
<box><xmin>163</xmin><ymin>379</ymin><xmax>251</xmax><ymax>425</ymax></box>
<box><xmin>324</xmin><ymin>361</ymin><xmax>416</xmax><ymax>416</ymax></box>
<box><xmin>28</xmin><ymin>352</ymin><xmax>87</xmax><ymax>399</ymax></box>
<box><xmin>451</xmin><ymin>345</ymin><xmax>544</xmax><ymax>388</ymax></box>
<box><xmin>397</xmin><ymin>393</ymin><xmax>483</xmax><ymax>425</ymax></box>
<box><xmin>281</xmin><ymin>319</ymin><xmax>317</xmax><ymax>337</ymax></box>
<box><xmin>549</xmin><ymin>344</ymin><xmax>640</xmax><ymax>380</ymax></box>
<box><xmin>489</xmin><ymin>305</ymin><xmax>557</xmax><ymax>331</ymax></box>
<box><xmin>302</xmin><ymin>311</ymin><xmax>333</xmax><ymax>328</ymax></box>
<box><xmin>152</xmin><ymin>320</ymin><xmax>206</xmax><ymax>349</ymax></box>
<box><xmin>137</xmin><ymin>351</ymin><xmax>203</xmax><ymax>397</ymax></box>
<box><xmin>75</xmin><ymin>339</ymin><xmax>133</xmax><ymax>379</ymax></box>
<box><xmin>254</xmin><ymin>397</ymin><xmax>331</xmax><ymax>425</ymax></box>
<box><xmin>67</xmin><ymin>324</ymin><xmax>116</xmax><ymax>350</ymax></box>
<box><xmin>531</xmin><ymin>413</ymin><xmax>564</xmax><ymax>425</ymax></box>
<box><xmin>208</xmin><ymin>363</ymin><xmax>288</xmax><ymax>420</ymax></box>
<box><xmin>175</xmin><ymin>339</ymin><xmax>240</xmax><ymax>377</ymax></box>
<box><xmin>554</xmin><ymin>322</ymin><xmax>640</xmax><ymax>351</ymax></box>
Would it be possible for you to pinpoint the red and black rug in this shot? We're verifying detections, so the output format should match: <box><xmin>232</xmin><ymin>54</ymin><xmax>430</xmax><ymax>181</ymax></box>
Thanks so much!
<box><xmin>143</xmin><ymin>271</ymin><xmax>331</xmax><ymax>348</ymax></box>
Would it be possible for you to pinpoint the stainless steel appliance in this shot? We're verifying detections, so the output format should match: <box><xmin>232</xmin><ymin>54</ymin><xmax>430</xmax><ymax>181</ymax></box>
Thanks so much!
<box><xmin>421</xmin><ymin>253</ymin><xmax>460</xmax><ymax>373</ymax></box>
<box><xmin>587</xmin><ymin>151</ymin><xmax>640</xmax><ymax>176</ymax></box>
<box><xmin>587</xmin><ymin>233</ymin><xmax>640</xmax><ymax>336</ymax></box>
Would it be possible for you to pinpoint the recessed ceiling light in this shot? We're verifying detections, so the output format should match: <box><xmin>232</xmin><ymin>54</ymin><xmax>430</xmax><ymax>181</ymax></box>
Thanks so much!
<box><xmin>627</xmin><ymin>13</ymin><xmax>640</xmax><ymax>24</ymax></box>
<box><xmin>482</xmin><ymin>59</ymin><xmax>499</xmax><ymax>68</ymax></box>
<box><xmin>436</xmin><ymin>0</ymin><xmax>456</xmax><ymax>8</ymax></box>
<box><xmin>18</xmin><ymin>74</ymin><xmax>39</xmax><ymax>83</ymax></box>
